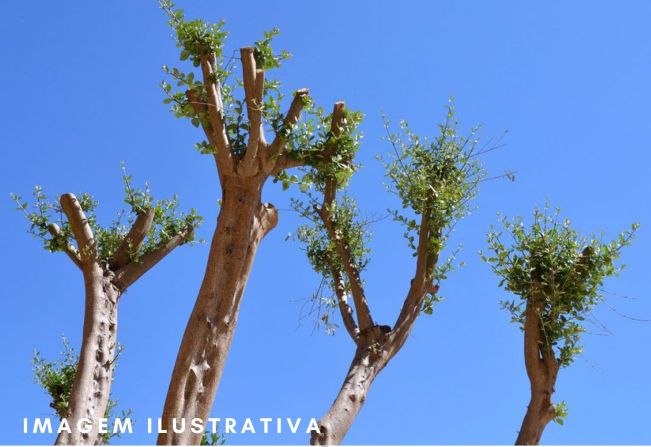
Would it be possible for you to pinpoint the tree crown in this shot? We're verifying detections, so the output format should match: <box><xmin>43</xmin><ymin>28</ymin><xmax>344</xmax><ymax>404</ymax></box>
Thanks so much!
<box><xmin>482</xmin><ymin>206</ymin><xmax>638</xmax><ymax>366</ymax></box>
<box><xmin>294</xmin><ymin>104</ymin><xmax>490</xmax><ymax>331</ymax></box>
<box><xmin>12</xmin><ymin>165</ymin><xmax>201</xmax><ymax>267</ymax></box>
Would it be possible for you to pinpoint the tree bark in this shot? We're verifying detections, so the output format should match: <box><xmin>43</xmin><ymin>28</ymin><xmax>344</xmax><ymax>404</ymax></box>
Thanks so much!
<box><xmin>311</xmin><ymin>343</ymin><xmax>389</xmax><ymax>446</ymax></box>
<box><xmin>310</xmin><ymin>322</ymin><xmax>403</xmax><ymax>446</ymax></box>
<box><xmin>53</xmin><ymin>193</ymin><xmax>191</xmax><ymax>445</ymax></box>
<box><xmin>55</xmin><ymin>266</ymin><xmax>120</xmax><ymax>445</ymax></box>
<box><xmin>158</xmin><ymin>178</ymin><xmax>277</xmax><ymax>445</ymax></box>
<box><xmin>515</xmin><ymin>391</ymin><xmax>556</xmax><ymax>445</ymax></box>
<box><xmin>309</xmin><ymin>180</ymin><xmax>437</xmax><ymax>445</ymax></box>
<box><xmin>514</xmin><ymin>296</ymin><xmax>559</xmax><ymax>445</ymax></box>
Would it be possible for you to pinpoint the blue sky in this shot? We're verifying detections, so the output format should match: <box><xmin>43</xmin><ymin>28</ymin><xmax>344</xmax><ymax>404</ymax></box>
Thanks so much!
<box><xmin>1</xmin><ymin>1</ymin><xmax>650</xmax><ymax>444</ymax></box>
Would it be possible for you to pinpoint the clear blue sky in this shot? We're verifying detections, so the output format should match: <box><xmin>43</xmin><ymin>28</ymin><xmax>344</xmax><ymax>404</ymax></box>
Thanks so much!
<box><xmin>1</xmin><ymin>1</ymin><xmax>649</xmax><ymax>444</ymax></box>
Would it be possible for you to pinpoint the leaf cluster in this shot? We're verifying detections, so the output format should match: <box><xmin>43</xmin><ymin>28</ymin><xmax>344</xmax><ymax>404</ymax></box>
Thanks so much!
<box><xmin>482</xmin><ymin>206</ymin><xmax>638</xmax><ymax>366</ymax></box>
<box><xmin>200</xmin><ymin>430</ymin><xmax>226</xmax><ymax>445</ymax></box>
<box><xmin>161</xmin><ymin>0</ymin><xmax>227</xmax><ymax>67</ymax></box>
<box><xmin>160</xmin><ymin>1</ymin><xmax>365</xmax><ymax>185</ymax></box>
<box><xmin>293</xmin><ymin>195</ymin><xmax>371</xmax><ymax>294</ymax></box>
<box><xmin>12</xmin><ymin>166</ymin><xmax>201</xmax><ymax>266</ymax></box>
<box><xmin>275</xmin><ymin>106</ymin><xmax>364</xmax><ymax>191</ymax></box>
<box><xmin>160</xmin><ymin>2</ymin><xmax>303</xmax><ymax>159</ymax></box>
<box><xmin>294</xmin><ymin>104</ymin><xmax>486</xmax><ymax>328</ymax></box>
<box><xmin>382</xmin><ymin>101</ymin><xmax>486</xmax><ymax>265</ymax></box>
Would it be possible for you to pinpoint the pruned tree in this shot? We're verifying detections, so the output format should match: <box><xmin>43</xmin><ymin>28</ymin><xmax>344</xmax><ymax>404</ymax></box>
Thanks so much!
<box><xmin>13</xmin><ymin>171</ymin><xmax>200</xmax><ymax>445</ymax></box>
<box><xmin>156</xmin><ymin>3</ymin><xmax>363</xmax><ymax>443</ymax></box>
<box><xmin>482</xmin><ymin>207</ymin><xmax>637</xmax><ymax>445</ymax></box>
<box><xmin>294</xmin><ymin>104</ymin><xmax>493</xmax><ymax>444</ymax></box>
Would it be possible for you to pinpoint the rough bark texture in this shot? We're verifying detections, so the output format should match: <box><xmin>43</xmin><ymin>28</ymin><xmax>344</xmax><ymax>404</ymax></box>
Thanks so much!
<box><xmin>311</xmin><ymin>328</ymin><xmax>393</xmax><ymax>446</ymax></box>
<box><xmin>56</xmin><ymin>269</ymin><xmax>120</xmax><ymax>445</ymax></box>
<box><xmin>515</xmin><ymin>296</ymin><xmax>559</xmax><ymax>445</ymax></box>
<box><xmin>309</xmin><ymin>163</ymin><xmax>439</xmax><ymax>444</ymax></box>
<box><xmin>157</xmin><ymin>43</ymin><xmax>312</xmax><ymax>444</ymax></box>
<box><xmin>53</xmin><ymin>194</ymin><xmax>191</xmax><ymax>445</ymax></box>
<box><xmin>516</xmin><ymin>394</ymin><xmax>556</xmax><ymax>445</ymax></box>
<box><xmin>158</xmin><ymin>178</ymin><xmax>277</xmax><ymax>445</ymax></box>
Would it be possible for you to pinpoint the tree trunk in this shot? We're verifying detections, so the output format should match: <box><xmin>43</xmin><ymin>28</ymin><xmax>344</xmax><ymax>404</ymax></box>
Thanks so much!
<box><xmin>158</xmin><ymin>178</ymin><xmax>277</xmax><ymax>445</ymax></box>
<box><xmin>311</xmin><ymin>343</ymin><xmax>389</xmax><ymax>445</ymax></box>
<box><xmin>56</xmin><ymin>265</ymin><xmax>120</xmax><ymax>445</ymax></box>
<box><xmin>515</xmin><ymin>389</ymin><xmax>556</xmax><ymax>445</ymax></box>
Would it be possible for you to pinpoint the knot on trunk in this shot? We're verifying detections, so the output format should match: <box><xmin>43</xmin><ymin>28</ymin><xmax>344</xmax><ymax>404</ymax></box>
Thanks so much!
<box><xmin>359</xmin><ymin>324</ymin><xmax>391</xmax><ymax>344</ymax></box>
<box><xmin>310</xmin><ymin>423</ymin><xmax>329</xmax><ymax>446</ymax></box>
<box><xmin>258</xmin><ymin>202</ymin><xmax>278</xmax><ymax>236</ymax></box>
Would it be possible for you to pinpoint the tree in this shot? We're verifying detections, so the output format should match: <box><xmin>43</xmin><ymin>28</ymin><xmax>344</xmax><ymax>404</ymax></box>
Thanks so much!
<box><xmin>482</xmin><ymin>207</ymin><xmax>637</xmax><ymax>445</ymax></box>
<box><xmin>295</xmin><ymin>104</ymin><xmax>495</xmax><ymax>444</ymax></box>
<box><xmin>13</xmin><ymin>171</ymin><xmax>200</xmax><ymax>445</ymax></box>
<box><xmin>155</xmin><ymin>3</ymin><xmax>364</xmax><ymax>443</ymax></box>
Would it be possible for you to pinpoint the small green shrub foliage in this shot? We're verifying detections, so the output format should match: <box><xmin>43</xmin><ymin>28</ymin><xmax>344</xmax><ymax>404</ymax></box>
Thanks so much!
<box><xmin>11</xmin><ymin>165</ymin><xmax>201</xmax><ymax>267</ymax></box>
<box><xmin>482</xmin><ymin>207</ymin><xmax>637</xmax><ymax>367</ymax></box>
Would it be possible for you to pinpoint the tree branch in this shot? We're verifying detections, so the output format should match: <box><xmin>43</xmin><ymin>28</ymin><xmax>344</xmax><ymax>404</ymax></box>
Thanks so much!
<box><xmin>109</xmin><ymin>208</ymin><xmax>155</xmax><ymax>270</ymax></box>
<box><xmin>266</xmin><ymin>88</ymin><xmax>310</xmax><ymax>172</ymax></box>
<box><xmin>113</xmin><ymin>226</ymin><xmax>194</xmax><ymax>291</ymax></box>
<box><xmin>59</xmin><ymin>193</ymin><xmax>96</xmax><ymax>264</ymax></box>
<box><xmin>331</xmin><ymin>267</ymin><xmax>359</xmax><ymax>342</ymax></box>
<box><xmin>313</xmin><ymin>102</ymin><xmax>374</xmax><ymax>333</ymax></box>
<box><xmin>240</xmin><ymin>48</ymin><xmax>266</xmax><ymax>174</ymax></box>
<box><xmin>391</xmin><ymin>198</ymin><xmax>438</xmax><ymax>346</ymax></box>
<box><xmin>47</xmin><ymin>223</ymin><xmax>82</xmax><ymax>270</ymax></box>
<box><xmin>316</xmin><ymin>204</ymin><xmax>373</xmax><ymax>332</ymax></box>
<box><xmin>199</xmin><ymin>53</ymin><xmax>233</xmax><ymax>174</ymax></box>
<box><xmin>523</xmin><ymin>298</ymin><xmax>546</xmax><ymax>385</ymax></box>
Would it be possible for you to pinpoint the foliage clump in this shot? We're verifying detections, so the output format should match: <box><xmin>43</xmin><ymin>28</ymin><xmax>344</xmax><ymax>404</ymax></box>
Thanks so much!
<box><xmin>482</xmin><ymin>206</ymin><xmax>638</xmax><ymax>366</ymax></box>
<box><xmin>382</xmin><ymin>102</ymin><xmax>493</xmax><ymax>313</ymax></box>
<box><xmin>294</xmin><ymin>103</ymin><xmax>490</xmax><ymax>330</ymax></box>
<box><xmin>159</xmin><ymin>0</ymin><xmax>364</xmax><ymax>193</ymax></box>
<box><xmin>200</xmin><ymin>430</ymin><xmax>226</xmax><ymax>445</ymax></box>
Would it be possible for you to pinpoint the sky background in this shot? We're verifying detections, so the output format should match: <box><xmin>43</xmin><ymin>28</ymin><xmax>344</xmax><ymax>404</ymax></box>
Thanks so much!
<box><xmin>1</xmin><ymin>1</ymin><xmax>650</xmax><ymax>444</ymax></box>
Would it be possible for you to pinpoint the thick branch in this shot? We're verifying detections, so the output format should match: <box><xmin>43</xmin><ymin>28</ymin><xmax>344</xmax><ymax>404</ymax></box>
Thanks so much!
<box><xmin>266</xmin><ymin>88</ymin><xmax>310</xmax><ymax>172</ymax></box>
<box><xmin>60</xmin><ymin>193</ymin><xmax>96</xmax><ymax>264</ymax></box>
<box><xmin>525</xmin><ymin>291</ymin><xmax>560</xmax><ymax>381</ymax></box>
<box><xmin>240</xmin><ymin>48</ymin><xmax>266</xmax><ymax>173</ymax></box>
<box><xmin>523</xmin><ymin>300</ymin><xmax>544</xmax><ymax>382</ymax></box>
<box><xmin>113</xmin><ymin>226</ymin><xmax>194</xmax><ymax>291</ymax></box>
<box><xmin>331</xmin><ymin>267</ymin><xmax>359</xmax><ymax>342</ymax></box>
<box><xmin>271</xmin><ymin>151</ymin><xmax>311</xmax><ymax>176</ymax></box>
<box><xmin>391</xmin><ymin>199</ymin><xmax>438</xmax><ymax>346</ymax></box>
<box><xmin>47</xmin><ymin>223</ymin><xmax>82</xmax><ymax>270</ymax></box>
<box><xmin>199</xmin><ymin>54</ymin><xmax>233</xmax><ymax>173</ymax></box>
<box><xmin>515</xmin><ymin>289</ymin><xmax>560</xmax><ymax>445</ymax></box>
<box><xmin>316</xmin><ymin>202</ymin><xmax>373</xmax><ymax>332</ymax></box>
<box><xmin>314</xmin><ymin>102</ymin><xmax>374</xmax><ymax>332</ymax></box>
<box><xmin>109</xmin><ymin>208</ymin><xmax>155</xmax><ymax>269</ymax></box>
